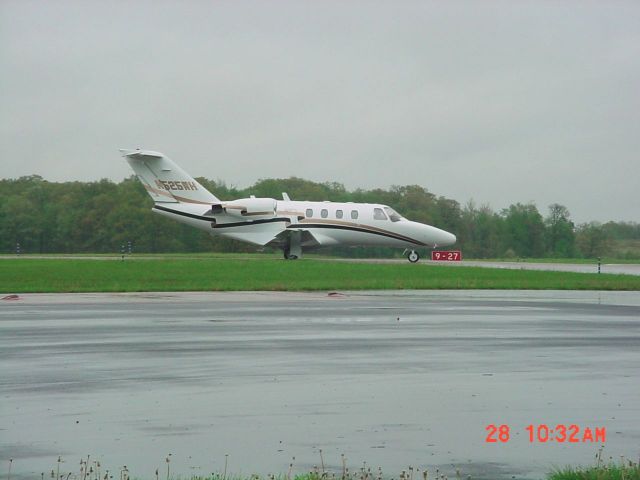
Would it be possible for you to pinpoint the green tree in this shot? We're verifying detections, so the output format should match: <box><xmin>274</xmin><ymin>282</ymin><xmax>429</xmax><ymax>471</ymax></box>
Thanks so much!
<box><xmin>576</xmin><ymin>223</ymin><xmax>611</xmax><ymax>258</ymax></box>
<box><xmin>544</xmin><ymin>204</ymin><xmax>576</xmax><ymax>257</ymax></box>
<box><xmin>1</xmin><ymin>194</ymin><xmax>38</xmax><ymax>253</ymax></box>
<box><xmin>501</xmin><ymin>203</ymin><xmax>545</xmax><ymax>258</ymax></box>
<box><xmin>433</xmin><ymin>197</ymin><xmax>462</xmax><ymax>237</ymax></box>
<box><xmin>602</xmin><ymin>221</ymin><xmax>640</xmax><ymax>240</ymax></box>
<box><xmin>2</xmin><ymin>172</ymin><xmax>627</xmax><ymax>259</ymax></box>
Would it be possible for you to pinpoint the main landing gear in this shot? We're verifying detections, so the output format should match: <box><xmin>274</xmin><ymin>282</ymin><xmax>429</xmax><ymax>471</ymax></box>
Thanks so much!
<box><xmin>283</xmin><ymin>246</ymin><xmax>299</xmax><ymax>260</ymax></box>
<box><xmin>407</xmin><ymin>250</ymin><xmax>420</xmax><ymax>263</ymax></box>
<box><xmin>283</xmin><ymin>231</ymin><xmax>302</xmax><ymax>260</ymax></box>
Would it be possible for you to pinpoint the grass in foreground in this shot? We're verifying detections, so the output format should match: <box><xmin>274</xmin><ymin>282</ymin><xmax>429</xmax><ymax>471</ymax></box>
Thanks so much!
<box><xmin>8</xmin><ymin>455</ymin><xmax>471</xmax><ymax>480</ymax></box>
<box><xmin>8</xmin><ymin>453</ymin><xmax>640</xmax><ymax>480</ymax></box>
<box><xmin>546</xmin><ymin>448</ymin><xmax>640</xmax><ymax>479</ymax></box>
<box><xmin>548</xmin><ymin>462</ymin><xmax>640</xmax><ymax>480</ymax></box>
<box><xmin>2</xmin><ymin>257</ymin><xmax>640</xmax><ymax>293</ymax></box>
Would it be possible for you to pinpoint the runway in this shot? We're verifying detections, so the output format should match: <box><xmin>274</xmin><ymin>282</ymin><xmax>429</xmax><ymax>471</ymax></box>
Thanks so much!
<box><xmin>330</xmin><ymin>258</ymin><xmax>640</xmax><ymax>276</ymax></box>
<box><xmin>437</xmin><ymin>260</ymin><xmax>640</xmax><ymax>276</ymax></box>
<box><xmin>2</xmin><ymin>291</ymin><xmax>639</xmax><ymax>480</ymax></box>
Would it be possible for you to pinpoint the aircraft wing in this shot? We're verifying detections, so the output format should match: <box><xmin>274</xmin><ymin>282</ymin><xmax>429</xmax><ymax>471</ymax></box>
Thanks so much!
<box><xmin>297</xmin><ymin>230</ymin><xmax>339</xmax><ymax>246</ymax></box>
<box><xmin>278</xmin><ymin>227</ymin><xmax>339</xmax><ymax>247</ymax></box>
<box><xmin>220</xmin><ymin>229</ymin><xmax>287</xmax><ymax>247</ymax></box>
<box><xmin>224</xmin><ymin>224</ymin><xmax>339</xmax><ymax>249</ymax></box>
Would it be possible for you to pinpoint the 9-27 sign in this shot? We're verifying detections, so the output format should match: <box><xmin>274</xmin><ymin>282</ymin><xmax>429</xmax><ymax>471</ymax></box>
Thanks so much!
<box><xmin>431</xmin><ymin>250</ymin><xmax>462</xmax><ymax>261</ymax></box>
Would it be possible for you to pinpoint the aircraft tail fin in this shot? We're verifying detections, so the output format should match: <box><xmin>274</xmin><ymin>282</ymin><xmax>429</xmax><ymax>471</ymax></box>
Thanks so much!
<box><xmin>120</xmin><ymin>149</ymin><xmax>220</xmax><ymax>205</ymax></box>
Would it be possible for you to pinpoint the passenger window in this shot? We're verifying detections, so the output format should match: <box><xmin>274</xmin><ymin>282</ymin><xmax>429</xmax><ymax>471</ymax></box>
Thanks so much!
<box><xmin>373</xmin><ymin>208</ymin><xmax>387</xmax><ymax>220</ymax></box>
<box><xmin>351</xmin><ymin>210</ymin><xmax>358</xmax><ymax>220</ymax></box>
<box><xmin>336</xmin><ymin>209</ymin><xmax>343</xmax><ymax>219</ymax></box>
<box><xmin>306</xmin><ymin>208</ymin><xmax>313</xmax><ymax>218</ymax></box>
<box><xmin>321</xmin><ymin>209</ymin><xmax>328</xmax><ymax>218</ymax></box>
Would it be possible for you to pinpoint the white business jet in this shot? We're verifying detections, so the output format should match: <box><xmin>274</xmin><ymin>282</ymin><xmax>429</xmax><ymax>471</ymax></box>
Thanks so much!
<box><xmin>121</xmin><ymin>149</ymin><xmax>456</xmax><ymax>262</ymax></box>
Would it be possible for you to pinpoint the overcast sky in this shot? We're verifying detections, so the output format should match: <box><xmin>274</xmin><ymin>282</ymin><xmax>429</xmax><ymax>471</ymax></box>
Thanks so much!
<box><xmin>1</xmin><ymin>0</ymin><xmax>638</xmax><ymax>223</ymax></box>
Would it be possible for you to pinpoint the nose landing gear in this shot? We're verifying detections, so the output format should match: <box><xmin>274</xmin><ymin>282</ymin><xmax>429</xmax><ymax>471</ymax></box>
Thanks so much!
<box><xmin>407</xmin><ymin>250</ymin><xmax>420</xmax><ymax>263</ymax></box>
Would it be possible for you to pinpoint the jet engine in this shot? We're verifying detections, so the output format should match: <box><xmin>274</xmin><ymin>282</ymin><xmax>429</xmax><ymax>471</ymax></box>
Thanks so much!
<box><xmin>220</xmin><ymin>197</ymin><xmax>277</xmax><ymax>217</ymax></box>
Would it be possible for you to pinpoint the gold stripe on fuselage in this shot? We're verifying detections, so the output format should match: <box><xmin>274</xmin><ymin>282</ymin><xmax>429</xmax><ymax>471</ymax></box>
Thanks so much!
<box><xmin>295</xmin><ymin>218</ymin><xmax>424</xmax><ymax>246</ymax></box>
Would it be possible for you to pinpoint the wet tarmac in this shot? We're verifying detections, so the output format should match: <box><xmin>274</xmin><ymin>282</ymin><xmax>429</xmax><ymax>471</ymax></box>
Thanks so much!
<box><xmin>1</xmin><ymin>291</ymin><xmax>639</xmax><ymax>480</ymax></box>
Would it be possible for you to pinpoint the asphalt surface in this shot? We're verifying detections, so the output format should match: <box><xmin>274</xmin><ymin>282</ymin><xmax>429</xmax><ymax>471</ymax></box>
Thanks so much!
<box><xmin>2</xmin><ymin>291</ymin><xmax>639</xmax><ymax>480</ymax></box>
<box><xmin>437</xmin><ymin>260</ymin><xmax>640</xmax><ymax>276</ymax></box>
<box><xmin>332</xmin><ymin>258</ymin><xmax>640</xmax><ymax>275</ymax></box>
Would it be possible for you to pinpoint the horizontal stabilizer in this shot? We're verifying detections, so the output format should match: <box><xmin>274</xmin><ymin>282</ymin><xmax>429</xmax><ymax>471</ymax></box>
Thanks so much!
<box><xmin>119</xmin><ymin>149</ymin><xmax>164</xmax><ymax>159</ymax></box>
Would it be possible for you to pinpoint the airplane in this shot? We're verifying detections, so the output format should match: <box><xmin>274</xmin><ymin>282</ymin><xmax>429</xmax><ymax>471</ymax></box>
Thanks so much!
<box><xmin>121</xmin><ymin>149</ymin><xmax>456</xmax><ymax>262</ymax></box>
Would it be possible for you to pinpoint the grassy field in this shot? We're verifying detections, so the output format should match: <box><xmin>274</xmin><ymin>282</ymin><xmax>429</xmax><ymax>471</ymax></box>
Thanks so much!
<box><xmin>2</xmin><ymin>256</ymin><xmax>639</xmax><ymax>293</ymax></box>
<box><xmin>2</xmin><ymin>253</ymin><xmax>639</xmax><ymax>263</ymax></box>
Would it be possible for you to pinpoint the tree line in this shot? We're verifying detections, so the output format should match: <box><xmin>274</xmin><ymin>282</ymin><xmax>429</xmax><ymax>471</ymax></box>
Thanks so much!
<box><xmin>1</xmin><ymin>175</ymin><xmax>638</xmax><ymax>259</ymax></box>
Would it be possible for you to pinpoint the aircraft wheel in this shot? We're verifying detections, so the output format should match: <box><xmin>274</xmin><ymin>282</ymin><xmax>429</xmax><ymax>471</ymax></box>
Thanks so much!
<box><xmin>407</xmin><ymin>250</ymin><xmax>420</xmax><ymax>263</ymax></box>
<box><xmin>283</xmin><ymin>247</ymin><xmax>298</xmax><ymax>260</ymax></box>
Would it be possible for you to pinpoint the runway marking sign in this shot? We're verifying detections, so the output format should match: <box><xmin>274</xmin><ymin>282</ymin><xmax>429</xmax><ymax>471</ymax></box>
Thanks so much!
<box><xmin>431</xmin><ymin>250</ymin><xmax>462</xmax><ymax>261</ymax></box>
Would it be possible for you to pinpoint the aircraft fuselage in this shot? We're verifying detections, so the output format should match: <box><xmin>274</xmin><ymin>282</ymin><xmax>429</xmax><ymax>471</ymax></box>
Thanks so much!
<box><xmin>122</xmin><ymin>149</ymin><xmax>456</xmax><ymax>262</ymax></box>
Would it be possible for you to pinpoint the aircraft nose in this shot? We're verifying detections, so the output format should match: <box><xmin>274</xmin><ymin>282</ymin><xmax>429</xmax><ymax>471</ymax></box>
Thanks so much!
<box><xmin>440</xmin><ymin>230</ymin><xmax>456</xmax><ymax>246</ymax></box>
<box><xmin>423</xmin><ymin>225</ymin><xmax>456</xmax><ymax>247</ymax></box>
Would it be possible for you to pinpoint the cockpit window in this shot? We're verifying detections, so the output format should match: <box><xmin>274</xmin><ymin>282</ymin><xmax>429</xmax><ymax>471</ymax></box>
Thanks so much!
<box><xmin>384</xmin><ymin>207</ymin><xmax>403</xmax><ymax>222</ymax></box>
<box><xmin>373</xmin><ymin>208</ymin><xmax>388</xmax><ymax>220</ymax></box>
